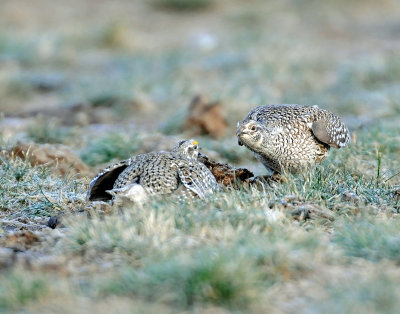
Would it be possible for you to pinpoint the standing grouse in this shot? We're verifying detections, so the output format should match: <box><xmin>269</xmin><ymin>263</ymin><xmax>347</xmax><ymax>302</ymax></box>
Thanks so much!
<box><xmin>236</xmin><ymin>104</ymin><xmax>350</xmax><ymax>174</ymax></box>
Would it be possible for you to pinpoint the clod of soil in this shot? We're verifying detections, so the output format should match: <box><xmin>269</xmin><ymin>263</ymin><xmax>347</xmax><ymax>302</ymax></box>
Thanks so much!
<box><xmin>6</xmin><ymin>142</ymin><xmax>90</xmax><ymax>177</ymax></box>
<box><xmin>1</xmin><ymin>231</ymin><xmax>41</xmax><ymax>251</ymax></box>
<box><xmin>184</xmin><ymin>94</ymin><xmax>228</xmax><ymax>138</ymax></box>
<box><xmin>198</xmin><ymin>152</ymin><xmax>254</xmax><ymax>187</ymax></box>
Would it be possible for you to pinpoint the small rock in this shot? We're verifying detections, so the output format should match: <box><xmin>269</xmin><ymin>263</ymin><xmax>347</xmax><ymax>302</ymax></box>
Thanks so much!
<box><xmin>341</xmin><ymin>191</ymin><xmax>359</xmax><ymax>203</ymax></box>
<box><xmin>47</xmin><ymin>215</ymin><xmax>62</xmax><ymax>229</ymax></box>
<box><xmin>184</xmin><ymin>95</ymin><xmax>228</xmax><ymax>138</ymax></box>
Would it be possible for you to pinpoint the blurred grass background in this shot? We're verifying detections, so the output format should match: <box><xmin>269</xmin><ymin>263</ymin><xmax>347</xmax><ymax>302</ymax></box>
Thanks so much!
<box><xmin>1</xmin><ymin>0</ymin><xmax>399</xmax><ymax>124</ymax></box>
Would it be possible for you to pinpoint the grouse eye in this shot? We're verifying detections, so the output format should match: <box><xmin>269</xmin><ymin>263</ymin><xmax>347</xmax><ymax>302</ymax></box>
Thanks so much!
<box><xmin>193</xmin><ymin>145</ymin><xmax>198</xmax><ymax>149</ymax></box>
<box><xmin>250</xmin><ymin>125</ymin><xmax>257</xmax><ymax>131</ymax></box>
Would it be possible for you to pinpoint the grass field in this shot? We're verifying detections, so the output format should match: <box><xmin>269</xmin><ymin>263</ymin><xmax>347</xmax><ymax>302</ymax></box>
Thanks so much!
<box><xmin>1</xmin><ymin>0</ymin><xmax>400</xmax><ymax>313</ymax></box>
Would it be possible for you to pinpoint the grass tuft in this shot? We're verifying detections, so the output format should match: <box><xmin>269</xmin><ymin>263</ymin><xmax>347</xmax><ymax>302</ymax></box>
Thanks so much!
<box><xmin>102</xmin><ymin>250</ymin><xmax>259</xmax><ymax>308</ymax></box>
<box><xmin>303</xmin><ymin>269</ymin><xmax>400</xmax><ymax>314</ymax></box>
<box><xmin>153</xmin><ymin>0</ymin><xmax>214</xmax><ymax>11</ymax></box>
<box><xmin>333</xmin><ymin>217</ymin><xmax>400</xmax><ymax>263</ymax></box>
<box><xmin>96</xmin><ymin>231</ymin><xmax>330</xmax><ymax>309</ymax></box>
<box><xmin>80</xmin><ymin>132</ymin><xmax>142</xmax><ymax>166</ymax></box>
<box><xmin>0</xmin><ymin>155</ymin><xmax>86</xmax><ymax>216</ymax></box>
<box><xmin>0</xmin><ymin>272</ymin><xmax>49</xmax><ymax>312</ymax></box>
<box><xmin>27</xmin><ymin>117</ymin><xmax>71</xmax><ymax>144</ymax></box>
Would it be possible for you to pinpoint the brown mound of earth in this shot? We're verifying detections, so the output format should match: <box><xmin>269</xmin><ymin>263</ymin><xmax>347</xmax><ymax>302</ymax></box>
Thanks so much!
<box><xmin>198</xmin><ymin>152</ymin><xmax>254</xmax><ymax>187</ymax></box>
<box><xmin>3</xmin><ymin>143</ymin><xmax>90</xmax><ymax>177</ymax></box>
<box><xmin>184</xmin><ymin>94</ymin><xmax>228</xmax><ymax>138</ymax></box>
<box><xmin>1</xmin><ymin>230</ymin><xmax>41</xmax><ymax>251</ymax></box>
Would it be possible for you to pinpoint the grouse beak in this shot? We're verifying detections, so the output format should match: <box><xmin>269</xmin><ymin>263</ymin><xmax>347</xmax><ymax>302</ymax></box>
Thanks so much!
<box><xmin>236</xmin><ymin>126</ymin><xmax>248</xmax><ymax>146</ymax></box>
<box><xmin>237</xmin><ymin>130</ymin><xmax>247</xmax><ymax>146</ymax></box>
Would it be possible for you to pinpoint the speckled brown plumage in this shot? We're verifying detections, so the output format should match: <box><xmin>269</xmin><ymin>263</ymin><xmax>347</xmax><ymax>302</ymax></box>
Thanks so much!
<box><xmin>236</xmin><ymin>104</ymin><xmax>350</xmax><ymax>174</ymax></box>
<box><xmin>87</xmin><ymin>139</ymin><xmax>219</xmax><ymax>202</ymax></box>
